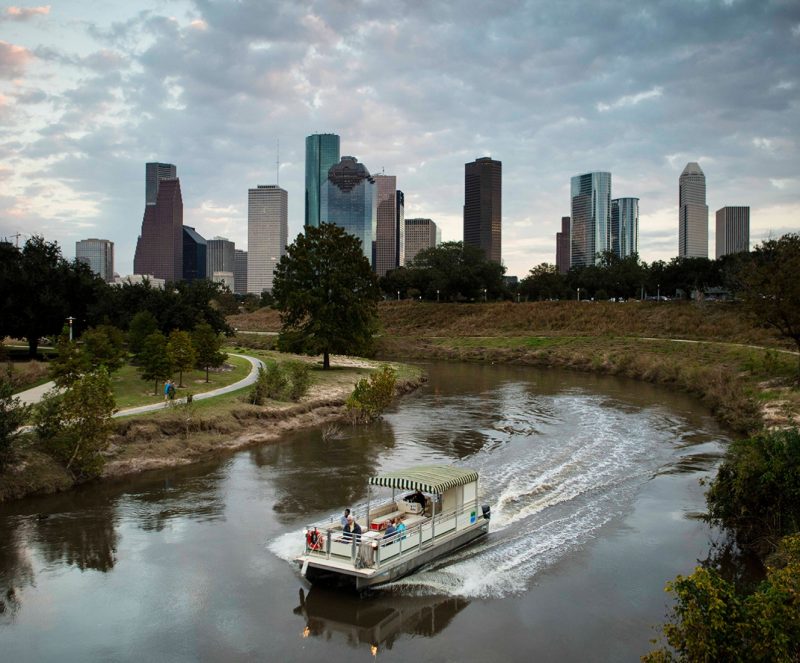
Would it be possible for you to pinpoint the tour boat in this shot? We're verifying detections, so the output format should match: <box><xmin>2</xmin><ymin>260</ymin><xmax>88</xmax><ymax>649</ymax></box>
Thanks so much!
<box><xmin>295</xmin><ymin>465</ymin><xmax>490</xmax><ymax>591</ymax></box>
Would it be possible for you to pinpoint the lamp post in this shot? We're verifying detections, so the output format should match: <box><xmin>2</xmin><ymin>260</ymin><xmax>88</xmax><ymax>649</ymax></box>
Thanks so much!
<box><xmin>396</xmin><ymin>290</ymin><xmax>400</xmax><ymax>301</ymax></box>
<box><xmin>66</xmin><ymin>316</ymin><xmax>75</xmax><ymax>341</ymax></box>
<box><xmin>657</xmin><ymin>283</ymin><xmax>661</xmax><ymax>302</ymax></box>
<box><xmin>577</xmin><ymin>287</ymin><xmax>581</xmax><ymax>302</ymax></box>
<box><xmin>483</xmin><ymin>288</ymin><xmax>487</xmax><ymax>302</ymax></box>
<box><xmin>436</xmin><ymin>289</ymin><xmax>440</xmax><ymax>303</ymax></box>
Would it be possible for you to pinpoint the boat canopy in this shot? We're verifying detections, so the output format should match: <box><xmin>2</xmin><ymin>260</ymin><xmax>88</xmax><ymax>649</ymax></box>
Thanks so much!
<box><xmin>368</xmin><ymin>466</ymin><xmax>478</xmax><ymax>494</ymax></box>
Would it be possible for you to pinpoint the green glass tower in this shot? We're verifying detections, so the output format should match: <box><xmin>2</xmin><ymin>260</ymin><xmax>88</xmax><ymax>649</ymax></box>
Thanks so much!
<box><xmin>305</xmin><ymin>133</ymin><xmax>340</xmax><ymax>228</ymax></box>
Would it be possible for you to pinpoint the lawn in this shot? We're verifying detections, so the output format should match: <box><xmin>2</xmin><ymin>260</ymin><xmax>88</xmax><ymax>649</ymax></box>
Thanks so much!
<box><xmin>112</xmin><ymin>354</ymin><xmax>252</xmax><ymax>409</ymax></box>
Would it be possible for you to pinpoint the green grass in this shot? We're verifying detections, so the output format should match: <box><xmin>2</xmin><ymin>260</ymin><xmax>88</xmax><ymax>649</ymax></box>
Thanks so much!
<box><xmin>111</xmin><ymin>354</ymin><xmax>251</xmax><ymax>409</ymax></box>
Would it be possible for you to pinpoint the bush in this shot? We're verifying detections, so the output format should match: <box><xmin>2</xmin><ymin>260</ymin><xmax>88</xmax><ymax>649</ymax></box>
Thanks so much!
<box><xmin>707</xmin><ymin>428</ymin><xmax>800</xmax><ymax>553</ymax></box>
<box><xmin>32</xmin><ymin>388</ymin><xmax>65</xmax><ymax>441</ymax></box>
<box><xmin>346</xmin><ymin>365</ymin><xmax>397</xmax><ymax>423</ymax></box>
<box><xmin>249</xmin><ymin>360</ymin><xmax>311</xmax><ymax>404</ymax></box>
<box><xmin>284</xmin><ymin>361</ymin><xmax>311</xmax><ymax>401</ymax></box>
<box><xmin>0</xmin><ymin>367</ymin><xmax>30</xmax><ymax>468</ymax></box>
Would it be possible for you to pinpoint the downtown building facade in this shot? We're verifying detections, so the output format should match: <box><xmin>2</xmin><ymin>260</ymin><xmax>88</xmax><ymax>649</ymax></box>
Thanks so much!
<box><xmin>146</xmin><ymin>162</ymin><xmax>177</xmax><ymax>206</ymax></box>
<box><xmin>611</xmin><ymin>197</ymin><xmax>639</xmax><ymax>258</ymax></box>
<box><xmin>133</xmin><ymin>177</ymin><xmax>183</xmax><ymax>282</ymax></box>
<box><xmin>321</xmin><ymin>156</ymin><xmax>377</xmax><ymax>265</ymax></box>
<box><xmin>679</xmin><ymin>162</ymin><xmax>708</xmax><ymax>258</ymax></box>
<box><xmin>234</xmin><ymin>249</ymin><xmax>248</xmax><ymax>295</ymax></box>
<box><xmin>248</xmin><ymin>185</ymin><xmax>287</xmax><ymax>294</ymax></box>
<box><xmin>206</xmin><ymin>237</ymin><xmax>235</xmax><ymax>277</ymax></box>
<box><xmin>76</xmin><ymin>238</ymin><xmax>114</xmax><ymax>282</ymax></box>
<box><xmin>373</xmin><ymin>175</ymin><xmax>405</xmax><ymax>277</ymax></box>
<box><xmin>305</xmin><ymin>133</ymin><xmax>341</xmax><ymax>228</ymax></box>
<box><xmin>570</xmin><ymin>172</ymin><xmax>611</xmax><ymax>268</ymax></box>
<box><xmin>404</xmin><ymin>218</ymin><xmax>439</xmax><ymax>264</ymax></box>
<box><xmin>555</xmin><ymin>217</ymin><xmax>570</xmax><ymax>274</ymax></box>
<box><xmin>182</xmin><ymin>226</ymin><xmax>207</xmax><ymax>282</ymax></box>
<box><xmin>716</xmin><ymin>206</ymin><xmax>750</xmax><ymax>258</ymax></box>
<box><xmin>463</xmin><ymin>157</ymin><xmax>502</xmax><ymax>263</ymax></box>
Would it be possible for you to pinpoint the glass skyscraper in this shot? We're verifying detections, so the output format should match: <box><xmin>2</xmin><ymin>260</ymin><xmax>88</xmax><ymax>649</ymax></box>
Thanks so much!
<box><xmin>679</xmin><ymin>162</ymin><xmax>708</xmax><ymax>258</ymax></box>
<box><xmin>146</xmin><ymin>162</ymin><xmax>176</xmax><ymax>206</ymax></box>
<box><xmin>463</xmin><ymin>157</ymin><xmax>502</xmax><ymax>263</ymax></box>
<box><xmin>305</xmin><ymin>133</ymin><xmax>340</xmax><ymax>228</ymax></box>
<box><xmin>76</xmin><ymin>238</ymin><xmax>114</xmax><ymax>282</ymax></box>
<box><xmin>610</xmin><ymin>198</ymin><xmax>639</xmax><ymax>258</ymax></box>
<box><xmin>320</xmin><ymin>156</ymin><xmax>376</xmax><ymax>264</ymax></box>
<box><xmin>182</xmin><ymin>226</ymin><xmax>207</xmax><ymax>282</ymax></box>
<box><xmin>570</xmin><ymin>171</ymin><xmax>611</xmax><ymax>268</ymax></box>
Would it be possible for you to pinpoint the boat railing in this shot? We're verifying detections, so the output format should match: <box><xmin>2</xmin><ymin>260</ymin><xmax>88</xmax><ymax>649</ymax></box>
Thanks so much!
<box><xmin>303</xmin><ymin>500</ymin><xmax>482</xmax><ymax>570</ymax></box>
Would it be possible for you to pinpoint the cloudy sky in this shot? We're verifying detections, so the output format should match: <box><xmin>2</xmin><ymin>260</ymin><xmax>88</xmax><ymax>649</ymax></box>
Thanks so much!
<box><xmin>1</xmin><ymin>0</ymin><xmax>798</xmax><ymax>277</ymax></box>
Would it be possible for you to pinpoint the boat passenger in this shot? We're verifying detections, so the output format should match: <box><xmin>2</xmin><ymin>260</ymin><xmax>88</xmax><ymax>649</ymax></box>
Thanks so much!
<box><xmin>394</xmin><ymin>516</ymin><xmax>406</xmax><ymax>537</ymax></box>
<box><xmin>383</xmin><ymin>520</ymin><xmax>396</xmax><ymax>537</ymax></box>
<box><xmin>339</xmin><ymin>508</ymin><xmax>351</xmax><ymax>529</ymax></box>
<box><xmin>342</xmin><ymin>515</ymin><xmax>362</xmax><ymax>540</ymax></box>
<box><xmin>407</xmin><ymin>490</ymin><xmax>426</xmax><ymax>510</ymax></box>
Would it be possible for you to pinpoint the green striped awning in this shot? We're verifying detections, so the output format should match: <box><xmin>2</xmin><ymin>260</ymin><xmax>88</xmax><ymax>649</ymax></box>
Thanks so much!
<box><xmin>368</xmin><ymin>466</ymin><xmax>478</xmax><ymax>494</ymax></box>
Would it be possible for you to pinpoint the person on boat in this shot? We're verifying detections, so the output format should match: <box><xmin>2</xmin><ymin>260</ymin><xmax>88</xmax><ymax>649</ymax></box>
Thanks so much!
<box><xmin>383</xmin><ymin>520</ymin><xmax>396</xmax><ymax>537</ymax></box>
<box><xmin>342</xmin><ymin>515</ymin><xmax>362</xmax><ymax>540</ymax></box>
<box><xmin>394</xmin><ymin>516</ymin><xmax>406</xmax><ymax>537</ymax></box>
<box><xmin>339</xmin><ymin>508</ymin><xmax>351</xmax><ymax>528</ymax></box>
<box><xmin>410</xmin><ymin>490</ymin><xmax>427</xmax><ymax>510</ymax></box>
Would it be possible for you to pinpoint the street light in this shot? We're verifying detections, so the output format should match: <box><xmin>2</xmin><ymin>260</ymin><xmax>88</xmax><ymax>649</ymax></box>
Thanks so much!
<box><xmin>396</xmin><ymin>290</ymin><xmax>400</xmax><ymax>301</ymax></box>
<box><xmin>483</xmin><ymin>288</ymin><xmax>487</xmax><ymax>302</ymax></box>
<box><xmin>577</xmin><ymin>287</ymin><xmax>581</xmax><ymax>302</ymax></box>
<box><xmin>66</xmin><ymin>316</ymin><xmax>75</xmax><ymax>341</ymax></box>
<box><xmin>657</xmin><ymin>283</ymin><xmax>661</xmax><ymax>302</ymax></box>
<box><xmin>436</xmin><ymin>289</ymin><xmax>440</xmax><ymax>302</ymax></box>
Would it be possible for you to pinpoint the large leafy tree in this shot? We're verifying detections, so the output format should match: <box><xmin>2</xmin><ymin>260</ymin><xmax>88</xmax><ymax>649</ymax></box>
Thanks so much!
<box><xmin>82</xmin><ymin>325</ymin><xmax>127</xmax><ymax>373</ymax></box>
<box><xmin>520</xmin><ymin>263</ymin><xmax>568</xmax><ymax>301</ymax></box>
<box><xmin>272</xmin><ymin>223</ymin><xmax>381</xmax><ymax>369</ymax></box>
<box><xmin>192</xmin><ymin>322</ymin><xmax>226</xmax><ymax>382</ymax></box>
<box><xmin>137</xmin><ymin>331</ymin><xmax>172</xmax><ymax>395</ymax></box>
<box><xmin>735</xmin><ymin>234</ymin><xmax>800</xmax><ymax>378</ymax></box>
<box><xmin>167</xmin><ymin>329</ymin><xmax>196</xmax><ymax>387</ymax></box>
<box><xmin>0</xmin><ymin>366</ymin><xmax>30</xmax><ymax>469</ymax></box>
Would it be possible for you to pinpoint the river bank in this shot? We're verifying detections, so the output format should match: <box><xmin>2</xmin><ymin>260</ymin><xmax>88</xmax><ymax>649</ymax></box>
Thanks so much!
<box><xmin>0</xmin><ymin>355</ymin><xmax>424</xmax><ymax>503</ymax></box>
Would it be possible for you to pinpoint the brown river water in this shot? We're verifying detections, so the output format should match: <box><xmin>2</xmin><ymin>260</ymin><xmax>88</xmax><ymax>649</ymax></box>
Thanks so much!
<box><xmin>0</xmin><ymin>361</ymin><xmax>728</xmax><ymax>662</ymax></box>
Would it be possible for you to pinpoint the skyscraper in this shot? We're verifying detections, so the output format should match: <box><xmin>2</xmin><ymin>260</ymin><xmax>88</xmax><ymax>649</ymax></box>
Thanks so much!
<box><xmin>463</xmin><ymin>157</ymin><xmax>502</xmax><ymax>263</ymax></box>
<box><xmin>133</xmin><ymin>178</ymin><xmax>183</xmax><ymax>282</ymax></box>
<box><xmin>555</xmin><ymin>217</ymin><xmax>570</xmax><ymax>274</ymax></box>
<box><xmin>206</xmin><ymin>237</ymin><xmax>235</xmax><ymax>277</ymax></box>
<box><xmin>76</xmin><ymin>238</ymin><xmax>114</xmax><ymax>282</ymax></box>
<box><xmin>373</xmin><ymin>174</ymin><xmax>401</xmax><ymax>277</ymax></box>
<box><xmin>320</xmin><ymin>156</ymin><xmax>376</xmax><ymax>264</ymax></box>
<box><xmin>182</xmin><ymin>226</ymin><xmax>207</xmax><ymax>282</ymax></box>
<box><xmin>570</xmin><ymin>171</ymin><xmax>611</xmax><ymax>268</ymax></box>
<box><xmin>146</xmin><ymin>162</ymin><xmax>176</xmax><ymax>206</ymax></box>
<box><xmin>305</xmin><ymin>133</ymin><xmax>340</xmax><ymax>228</ymax></box>
<box><xmin>716</xmin><ymin>206</ymin><xmax>750</xmax><ymax>258</ymax></box>
<box><xmin>404</xmin><ymin>218</ymin><xmax>439</xmax><ymax>264</ymax></box>
<box><xmin>234</xmin><ymin>249</ymin><xmax>248</xmax><ymax>295</ymax></box>
<box><xmin>679</xmin><ymin>162</ymin><xmax>708</xmax><ymax>258</ymax></box>
<box><xmin>248</xmin><ymin>185</ymin><xmax>287</xmax><ymax>294</ymax></box>
<box><xmin>611</xmin><ymin>197</ymin><xmax>639</xmax><ymax>258</ymax></box>
<box><xmin>396</xmin><ymin>190</ymin><xmax>405</xmax><ymax>269</ymax></box>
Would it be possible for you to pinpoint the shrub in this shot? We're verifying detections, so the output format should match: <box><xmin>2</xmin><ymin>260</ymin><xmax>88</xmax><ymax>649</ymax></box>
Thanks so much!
<box><xmin>346</xmin><ymin>365</ymin><xmax>397</xmax><ymax>424</ymax></box>
<box><xmin>0</xmin><ymin>367</ymin><xmax>30</xmax><ymax>468</ymax></box>
<box><xmin>32</xmin><ymin>388</ymin><xmax>65</xmax><ymax>441</ymax></box>
<box><xmin>284</xmin><ymin>361</ymin><xmax>311</xmax><ymax>401</ymax></box>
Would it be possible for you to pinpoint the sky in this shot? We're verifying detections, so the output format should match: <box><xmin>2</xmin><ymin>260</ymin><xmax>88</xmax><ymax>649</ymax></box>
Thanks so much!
<box><xmin>1</xmin><ymin>0</ymin><xmax>798</xmax><ymax>278</ymax></box>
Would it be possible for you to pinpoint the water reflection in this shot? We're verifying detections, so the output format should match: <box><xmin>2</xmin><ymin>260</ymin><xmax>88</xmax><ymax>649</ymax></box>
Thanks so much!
<box><xmin>293</xmin><ymin>586</ymin><xmax>469</xmax><ymax>652</ymax></box>
<box><xmin>32</xmin><ymin>507</ymin><xmax>118</xmax><ymax>572</ymax></box>
<box><xmin>0</xmin><ymin>520</ymin><xmax>34</xmax><ymax>623</ymax></box>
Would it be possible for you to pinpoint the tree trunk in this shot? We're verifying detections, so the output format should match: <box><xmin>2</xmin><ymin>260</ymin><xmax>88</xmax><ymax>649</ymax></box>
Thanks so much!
<box><xmin>323</xmin><ymin>351</ymin><xmax>330</xmax><ymax>370</ymax></box>
<box><xmin>205</xmin><ymin>366</ymin><xmax>209</xmax><ymax>382</ymax></box>
<box><xmin>179</xmin><ymin>369</ymin><xmax>184</xmax><ymax>388</ymax></box>
<box><xmin>27</xmin><ymin>335</ymin><xmax>38</xmax><ymax>359</ymax></box>
<box><xmin>154</xmin><ymin>379</ymin><xmax>158</xmax><ymax>395</ymax></box>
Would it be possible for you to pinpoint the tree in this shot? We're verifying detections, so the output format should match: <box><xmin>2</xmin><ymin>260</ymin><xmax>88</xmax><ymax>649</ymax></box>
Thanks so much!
<box><xmin>192</xmin><ymin>322</ymin><xmax>226</xmax><ymax>382</ymax></box>
<box><xmin>127</xmin><ymin>310</ymin><xmax>159</xmax><ymax>356</ymax></box>
<box><xmin>49</xmin><ymin>368</ymin><xmax>116</xmax><ymax>478</ymax></box>
<box><xmin>50</xmin><ymin>326</ymin><xmax>89</xmax><ymax>387</ymax></box>
<box><xmin>138</xmin><ymin>332</ymin><xmax>172</xmax><ymax>395</ymax></box>
<box><xmin>0</xmin><ymin>366</ymin><xmax>30</xmax><ymax>469</ymax></box>
<box><xmin>736</xmin><ymin>234</ymin><xmax>800</xmax><ymax>379</ymax></box>
<box><xmin>166</xmin><ymin>330</ymin><xmax>196</xmax><ymax>387</ymax></box>
<box><xmin>346</xmin><ymin>365</ymin><xmax>398</xmax><ymax>423</ymax></box>
<box><xmin>272</xmin><ymin>223</ymin><xmax>381</xmax><ymax>369</ymax></box>
<box><xmin>519</xmin><ymin>263</ymin><xmax>568</xmax><ymax>301</ymax></box>
<box><xmin>82</xmin><ymin>325</ymin><xmax>126</xmax><ymax>373</ymax></box>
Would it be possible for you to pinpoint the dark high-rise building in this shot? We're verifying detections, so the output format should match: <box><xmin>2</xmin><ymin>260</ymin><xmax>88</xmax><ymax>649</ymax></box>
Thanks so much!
<box><xmin>234</xmin><ymin>249</ymin><xmax>248</xmax><ymax>295</ymax></box>
<box><xmin>206</xmin><ymin>237</ymin><xmax>235</xmax><ymax>278</ymax></box>
<box><xmin>396</xmin><ymin>190</ymin><xmax>405</xmax><ymax>269</ymax></box>
<box><xmin>556</xmin><ymin>217</ymin><xmax>570</xmax><ymax>274</ymax></box>
<box><xmin>570</xmin><ymin>171</ymin><xmax>611</xmax><ymax>268</ymax></box>
<box><xmin>182</xmin><ymin>226</ymin><xmax>207</xmax><ymax>282</ymax></box>
<box><xmin>716</xmin><ymin>206</ymin><xmax>750</xmax><ymax>258</ymax></box>
<box><xmin>373</xmin><ymin>175</ymin><xmax>402</xmax><ymax>277</ymax></box>
<box><xmin>305</xmin><ymin>133</ymin><xmax>340</xmax><ymax>228</ymax></box>
<box><xmin>133</xmin><ymin>178</ymin><xmax>183</xmax><ymax>282</ymax></box>
<box><xmin>463</xmin><ymin>157</ymin><xmax>502</xmax><ymax>263</ymax></box>
<box><xmin>146</xmin><ymin>162</ymin><xmax>177</xmax><ymax>206</ymax></box>
<box><xmin>611</xmin><ymin>198</ymin><xmax>639</xmax><ymax>258</ymax></box>
<box><xmin>320</xmin><ymin>156</ymin><xmax>376</xmax><ymax>264</ymax></box>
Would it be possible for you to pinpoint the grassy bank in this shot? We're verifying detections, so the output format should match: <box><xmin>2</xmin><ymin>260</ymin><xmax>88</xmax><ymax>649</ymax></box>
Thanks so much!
<box><xmin>0</xmin><ymin>353</ymin><xmax>423</xmax><ymax>503</ymax></box>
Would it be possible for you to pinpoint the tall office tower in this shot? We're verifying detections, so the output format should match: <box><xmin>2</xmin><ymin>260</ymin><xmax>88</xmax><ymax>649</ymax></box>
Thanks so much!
<box><xmin>305</xmin><ymin>133</ymin><xmax>341</xmax><ymax>228</ymax></box>
<box><xmin>404</xmin><ymin>218</ymin><xmax>439</xmax><ymax>263</ymax></box>
<box><xmin>320</xmin><ymin>156</ymin><xmax>377</xmax><ymax>264</ymax></box>
<box><xmin>206</xmin><ymin>236</ymin><xmax>235</xmax><ymax>277</ymax></box>
<box><xmin>679</xmin><ymin>162</ymin><xmax>708</xmax><ymax>258</ymax></box>
<box><xmin>373</xmin><ymin>174</ymin><xmax>401</xmax><ymax>277</ymax></box>
<box><xmin>610</xmin><ymin>198</ymin><xmax>639</xmax><ymax>258</ymax></box>
<box><xmin>76</xmin><ymin>238</ymin><xmax>114</xmax><ymax>282</ymax></box>
<box><xmin>463</xmin><ymin>157</ymin><xmax>502</xmax><ymax>263</ymax></box>
<box><xmin>133</xmin><ymin>178</ymin><xmax>183</xmax><ymax>282</ymax></box>
<box><xmin>555</xmin><ymin>217</ymin><xmax>570</xmax><ymax>274</ymax></box>
<box><xmin>396</xmin><ymin>190</ymin><xmax>405</xmax><ymax>269</ymax></box>
<box><xmin>716</xmin><ymin>206</ymin><xmax>750</xmax><ymax>258</ymax></box>
<box><xmin>146</xmin><ymin>162</ymin><xmax>177</xmax><ymax>206</ymax></box>
<box><xmin>570</xmin><ymin>171</ymin><xmax>611</xmax><ymax>268</ymax></box>
<box><xmin>234</xmin><ymin>249</ymin><xmax>248</xmax><ymax>295</ymax></box>
<box><xmin>182</xmin><ymin>226</ymin><xmax>207</xmax><ymax>281</ymax></box>
<box><xmin>248</xmin><ymin>185</ymin><xmax>288</xmax><ymax>294</ymax></box>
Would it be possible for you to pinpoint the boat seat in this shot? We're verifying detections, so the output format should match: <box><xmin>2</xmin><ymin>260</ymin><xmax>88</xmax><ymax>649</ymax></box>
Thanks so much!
<box><xmin>370</xmin><ymin>510</ymin><xmax>403</xmax><ymax>530</ymax></box>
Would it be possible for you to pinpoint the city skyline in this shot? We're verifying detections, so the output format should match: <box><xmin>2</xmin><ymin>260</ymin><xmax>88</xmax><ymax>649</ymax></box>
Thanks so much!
<box><xmin>0</xmin><ymin>2</ymin><xmax>797</xmax><ymax>278</ymax></box>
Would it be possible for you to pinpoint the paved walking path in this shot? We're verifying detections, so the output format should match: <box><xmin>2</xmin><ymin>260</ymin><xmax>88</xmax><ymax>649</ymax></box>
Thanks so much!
<box><xmin>11</xmin><ymin>354</ymin><xmax>264</xmax><ymax>417</ymax></box>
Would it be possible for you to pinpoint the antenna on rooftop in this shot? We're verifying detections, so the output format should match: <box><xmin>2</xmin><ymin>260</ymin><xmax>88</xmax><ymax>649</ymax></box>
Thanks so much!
<box><xmin>276</xmin><ymin>139</ymin><xmax>280</xmax><ymax>186</ymax></box>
